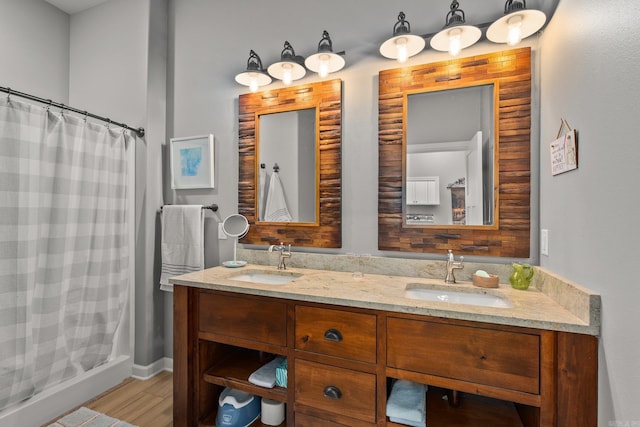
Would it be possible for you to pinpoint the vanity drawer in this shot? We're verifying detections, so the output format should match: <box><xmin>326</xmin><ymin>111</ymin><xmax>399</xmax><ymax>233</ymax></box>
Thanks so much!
<box><xmin>198</xmin><ymin>291</ymin><xmax>287</xmax><ymax>347</ymax></box>
<box><xmin>295</xmin><ymin>305</ymin><xmax>377</xmax><ymax>363</ymax></box>
<box><xmin>294</xmin><ymin>359</ymin><xmax>377</xmax><ymax>423</ymax></box>
<box><xmin>387</xmin><ymin>317</ymin><xmax>540</xmax><ymax>394</ymax></box>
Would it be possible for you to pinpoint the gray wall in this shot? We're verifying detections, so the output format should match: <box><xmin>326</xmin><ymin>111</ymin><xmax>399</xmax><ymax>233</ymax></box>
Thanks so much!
<box><xmin>539</xmin><ymin>0</ymin><xmax>640</xmax><ymax>423</ymax></box>
<box><xmin>0</xmin><ymin>0</ymin><xmax>69</xmax><ymax>101</ymax></box>
<box><xmin>167</xmin><ymin>0</ymin><xmax>544</xmax><ymax>260</ymax></box>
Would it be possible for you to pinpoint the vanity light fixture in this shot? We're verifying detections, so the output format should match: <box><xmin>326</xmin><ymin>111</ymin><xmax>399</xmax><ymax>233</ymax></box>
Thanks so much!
<box><xmin>235</xmin><ymin>50</ymin><xmax>272</xmax><ymax>93</ymax></box>
<box><xmin>380</xmin><ymin>12</ymin><xmax>426</xmax><ymax>63</ymax></box>
<box><xmin>304</xmin><ymin>30</ymin><xmax>345</xmax><ymax>78</ymax></box>
<box><xmin>430</xmin><ymin>0</ymin><xmax>481</xmax><ymax>57</ymax></box>
<box><xmin>486</xmin><ymin>0</ymin><xmax>546</xmax><ymax>46</ymax></box>
<box><xmin>267</xmin><ymin>41</ymin><xmax>306</xmax><ymax>85</ymax></box>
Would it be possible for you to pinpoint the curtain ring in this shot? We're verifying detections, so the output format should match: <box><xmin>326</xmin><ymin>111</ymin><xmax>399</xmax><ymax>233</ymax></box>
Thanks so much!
<box><xmin>106</xmin><ymin>118</ymin><xmax>111</xmax><ymax>129</ymax></box>
<box><xmin>83</xmin><ymin>111</ymin><xmax>88</xmax><ymax>122</ymax></box>
<box><xmin>46</xmin><ymin>99</ymin><xmax>52</xmax><ymax>112</ymax></box>
<box><xmin>6</xmin><ymin>88</ymin><xmax>11</xmax><ymax>102</ymax></box>
<box><xmin>59</xmin><ymin>104</ymin><xmax>65</xmax><ymax>116</ymax></box>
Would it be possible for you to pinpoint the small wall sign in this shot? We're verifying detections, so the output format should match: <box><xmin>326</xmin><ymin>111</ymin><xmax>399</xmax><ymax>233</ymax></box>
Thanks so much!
<box><xmin>550</xmin><ymin>120</ymin><xmax>578</xmax><ymax>176</ymax></box>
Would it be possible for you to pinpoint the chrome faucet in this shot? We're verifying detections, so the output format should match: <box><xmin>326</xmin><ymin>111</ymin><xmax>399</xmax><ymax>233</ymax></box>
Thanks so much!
<box><xmin>268</xmin><ymin>242</ymin><xmax>292</xmax><ymax>270</ymax></box>
<box><xmin>445</xmin><ymin>249</ymin><xmax>464</xmax><ymax>284</ymax></box>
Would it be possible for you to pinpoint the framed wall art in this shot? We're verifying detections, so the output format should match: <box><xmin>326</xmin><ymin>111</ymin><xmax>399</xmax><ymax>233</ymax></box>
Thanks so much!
<box><xmin>170</xmin><ymin>134</ymin><xmax>214</xmax><ymax>189</ymax></box>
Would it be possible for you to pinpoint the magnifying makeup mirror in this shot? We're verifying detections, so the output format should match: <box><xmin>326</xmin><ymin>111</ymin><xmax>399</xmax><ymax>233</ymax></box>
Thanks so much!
<box><xmin>221</xmin><ymin>214</ymin><xmax>250</xmax><ymax>268</ymax></box>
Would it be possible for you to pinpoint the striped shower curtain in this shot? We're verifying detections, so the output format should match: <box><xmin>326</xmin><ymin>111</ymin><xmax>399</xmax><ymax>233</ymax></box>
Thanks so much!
<box><xmin>0</xmin><ymin>97</ymin><xmax>132</xmax><ymax>411</ymax></box>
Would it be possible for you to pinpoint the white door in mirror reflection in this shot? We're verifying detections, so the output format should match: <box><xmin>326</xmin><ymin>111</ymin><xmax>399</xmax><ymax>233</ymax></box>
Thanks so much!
<box><xmin>259</xmin><ymin>108</ymin><xmax>316</xmax><ymax>223</ymax></box>
<box><xmin>465</xmin><ymin>131</ymin><xmax>483</xmax><ymax>225</ymax></box>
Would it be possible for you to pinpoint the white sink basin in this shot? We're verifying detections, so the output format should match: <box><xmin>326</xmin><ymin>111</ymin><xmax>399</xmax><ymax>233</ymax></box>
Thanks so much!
<box><xmin>405</xmin><ymin>284</ymin><xmax>513</xmax><ymax>308</ymax></box>
<box><xmin>229</xmin><ymin>270</ymin><xmax>302</xmax><ymax>285</ymax></box>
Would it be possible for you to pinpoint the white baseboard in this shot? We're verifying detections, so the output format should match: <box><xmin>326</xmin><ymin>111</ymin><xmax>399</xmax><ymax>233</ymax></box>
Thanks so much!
<box><xmin>132</xmin><ymin>357</ymin><xmax>173</xmax><ymax>380</ymax></box>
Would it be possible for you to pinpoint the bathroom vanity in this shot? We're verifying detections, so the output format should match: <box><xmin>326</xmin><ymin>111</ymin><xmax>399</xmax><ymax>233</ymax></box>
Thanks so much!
<box><xmin>171</xmin><ymin>263</ymin><xmax>599</xmax><ymax>427</ymax></box>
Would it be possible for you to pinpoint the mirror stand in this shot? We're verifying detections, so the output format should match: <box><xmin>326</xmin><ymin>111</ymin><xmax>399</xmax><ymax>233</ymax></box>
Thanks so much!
<box><xmin>221</xmin><ymin>214</ymin><xmax>250</xmax><ymax>268</ymax></box>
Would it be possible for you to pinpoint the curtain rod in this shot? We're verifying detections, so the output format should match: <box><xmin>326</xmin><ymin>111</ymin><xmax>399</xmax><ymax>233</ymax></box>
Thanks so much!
<box><xmin>0</xmin><ymin>85</ymin><xmax>145</xmax><ymax>137</ymax></box>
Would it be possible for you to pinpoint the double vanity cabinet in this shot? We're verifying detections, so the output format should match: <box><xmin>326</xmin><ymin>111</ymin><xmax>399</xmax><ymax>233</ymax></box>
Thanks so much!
<box><xmin>171</xmin><ymin>265</ymin><xmax>599</xmax><ymax>427</ymax></box>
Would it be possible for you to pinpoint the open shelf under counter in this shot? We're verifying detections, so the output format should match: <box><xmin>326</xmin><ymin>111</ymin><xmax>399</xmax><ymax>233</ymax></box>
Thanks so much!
<box><xmin>386</xmin><ymin>387</ymin><xmax>524</xmax><ymax>427</ymax></box>
<box><xmin>202</xmin><ymin>347</ymin><xmax>288</xmax><ymax>403</ymax></box>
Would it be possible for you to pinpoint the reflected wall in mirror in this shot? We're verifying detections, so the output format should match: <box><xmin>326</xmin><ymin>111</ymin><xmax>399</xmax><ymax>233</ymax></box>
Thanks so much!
<box><xmin>379</xmin><ymin>47</ymin><xmax>531</xmax><ymax>258</ymax></box>
<box><xmin>407</xmin><ymin>84</ymin><xmax>494</xmax><ymax>226</ymax></box>
<box><xmin>259</xmin><ymin>108</ymin><xmax>316</xmax><ymax>223</ymax></box>
<box><xmin>238</xmin><ymin>79</ymin><xmax>342</xmax><ymax>248</ymax></box>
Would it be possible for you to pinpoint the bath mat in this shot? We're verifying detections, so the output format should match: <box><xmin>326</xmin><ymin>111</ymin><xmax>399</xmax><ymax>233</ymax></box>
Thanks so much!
<box><xmin>48</xmin><ymin>406</ymin><xmax>137</xmax><ymax>427</ymax></box>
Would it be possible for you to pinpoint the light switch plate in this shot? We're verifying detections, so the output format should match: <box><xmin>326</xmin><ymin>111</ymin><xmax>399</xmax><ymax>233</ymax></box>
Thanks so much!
<box><xmin>541</xmin><ymin>229</ymin><xmax>549</xmax><ymax>256</ymax></box>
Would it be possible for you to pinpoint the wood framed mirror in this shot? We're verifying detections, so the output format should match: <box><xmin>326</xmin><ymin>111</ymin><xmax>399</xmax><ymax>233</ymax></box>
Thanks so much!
<box><xmin>378</xmin><ymin>48</ymin><xmax>531</xmax><ymax>257</ymax></box>
<box><xmin>238</xmin><ymin>79</ymin><xmax>342</xmax><ymax>248</ymax></box>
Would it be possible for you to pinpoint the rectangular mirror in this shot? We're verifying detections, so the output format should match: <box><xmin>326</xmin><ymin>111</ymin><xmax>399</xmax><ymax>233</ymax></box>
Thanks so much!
<box><xmin>378</xmin><ymin>48</ymin><xmax>532</xmax><ymax>258</ymax></box>
<box><xmin>406</xmin><ymin>84</ymin><xmax>494</xmax><ymax>226</ymax></box>
<box><xmin>258</xmin><ymin>108</ymin><xmax>317</xmax><ymax>223</ymax></box>
<box><xmin>238</xmin><ymin>79</ymin><xmax>342</xmax><ymax>248</ymax></box>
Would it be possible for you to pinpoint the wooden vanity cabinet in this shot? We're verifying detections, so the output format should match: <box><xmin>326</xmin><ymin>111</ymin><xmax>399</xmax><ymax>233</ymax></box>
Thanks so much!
<box><xmin>174</xmin><ymin>286</ymin><xmax>597</xmax><ymax>427</ymax></box>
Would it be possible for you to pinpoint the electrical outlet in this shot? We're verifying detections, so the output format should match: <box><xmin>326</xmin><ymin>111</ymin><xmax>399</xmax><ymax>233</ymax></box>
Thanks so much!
<box><xmin>218</xmin><ymin>223</ymin><xmax>227</xmax><ymax>240</ymax></box>
<box><xmin>541</xmin><ymin>229</ymin><xmax>549</xmax><ymax>256</ymax></box>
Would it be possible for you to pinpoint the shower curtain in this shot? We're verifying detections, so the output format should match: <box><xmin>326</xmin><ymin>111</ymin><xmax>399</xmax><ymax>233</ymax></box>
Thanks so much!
<box><xmin>0</xmin><ymin>97</ymin><xmax>132</xmax><ymax>412</ymax></box>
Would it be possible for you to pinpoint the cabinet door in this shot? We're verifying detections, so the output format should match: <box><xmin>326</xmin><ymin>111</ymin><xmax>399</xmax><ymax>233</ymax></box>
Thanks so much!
<box><xmin>387</xmin><ymin>317</ymin><xmax>540</xmax><ymax>394</ymax></box>
<box><xmin>199</xmin><ymin>291</ymin><xmax>287</xmax><ymax>347</ymax></box>
<box><xmin>406</xmin><ymin>178</ymin><xmax>439</xmax><ymax>205</ymax></box>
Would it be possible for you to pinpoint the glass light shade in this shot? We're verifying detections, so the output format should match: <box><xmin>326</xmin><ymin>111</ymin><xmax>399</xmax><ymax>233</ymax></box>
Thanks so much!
<box><xmin>487</xmin><ymin>8</ymin><xmax>546</xmax><ymax>44</ymax></box>
<box><xmin>235</xmin><ymin>50</ymin><xmax>271</xmax><ymax>92</ymax></box>
<box><xmin>267</xmin><ymin>61</ymin><xmax>306</xmax><ymax>85</ymax></box>
<box><xmin>380</xmin><ymin>12</ymin><xmax>425</xmax><ymax>63</ymax></box>
<box><xmin>305</xmin><ymin>31</ymin><xmax>345</xmax><ymax>77</ymax></box>
<box><xmin>305</xmin><ymin>52</ymin><xmax>345</xmax><ymax>77</ymax></box>
<box><xmin>267</xmin><ymin>41</ymin><xmax>307</xmax><ymax>85</ymax></box>
<box><xmin>430</xmin><ymin>24</ymin><xmax>481</xmax><ymax>56</ymax></box>
<box><xmin>380</xmin><ymin>34</ymin><xmax>425</xmax><ymax>62</ymax></box>
<box><xmin>235</xmin><ymin>71</ymin><xmax>271</xmax><ymax>92</ymax></box>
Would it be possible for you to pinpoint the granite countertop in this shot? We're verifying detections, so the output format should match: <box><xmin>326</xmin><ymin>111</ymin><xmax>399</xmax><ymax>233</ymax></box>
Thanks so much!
<box><xmin>169</xmin><ymin>263</ymin><xmax>601</xmax><ymax>336</ymax></box>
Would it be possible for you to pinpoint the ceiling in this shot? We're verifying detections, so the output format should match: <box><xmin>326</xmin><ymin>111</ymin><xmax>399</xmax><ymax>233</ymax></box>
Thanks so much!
<box><xmin>44</xmin><ymin>0</ymin><xmax>110</xmax><ymax>15</ymax></box>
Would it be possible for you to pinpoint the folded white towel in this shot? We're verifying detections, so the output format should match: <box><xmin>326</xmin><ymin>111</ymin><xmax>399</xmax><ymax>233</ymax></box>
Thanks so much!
<box><xmin>159</xmin><ymin>205</ymin><xmax>204</xmax><ymax>292</ymax></box>
<box><xmin>248</xmin><ymin>356</ymin><xmax>286</xmax><ymax>388</ymax></box>
<box><xmin>386</xmin><ymin>380</ymin><xmax>427</xmax><ymax>426</ymax></box>
<box><xmin>264</xmin><ymin>172</ymin><xmax>292</xmax><ymax>222</ymax></box>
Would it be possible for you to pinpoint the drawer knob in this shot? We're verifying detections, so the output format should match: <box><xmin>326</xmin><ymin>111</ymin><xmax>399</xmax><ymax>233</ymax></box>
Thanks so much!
<box><xmin>323</xmin><ymin>385</ymin><xmax>342</xmax><ymax>400</ymax></box>
<box><xmin>324</xmin><ymin>328</ymin><xmax>343</xmax><ymax>342</ymax></box>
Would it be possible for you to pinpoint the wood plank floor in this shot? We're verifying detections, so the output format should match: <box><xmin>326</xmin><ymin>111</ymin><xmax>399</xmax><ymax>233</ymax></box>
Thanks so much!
<box><xmin>45</xmin><ymin>370</ymin><xmax>173</xmax><ymax>427</ymax></box>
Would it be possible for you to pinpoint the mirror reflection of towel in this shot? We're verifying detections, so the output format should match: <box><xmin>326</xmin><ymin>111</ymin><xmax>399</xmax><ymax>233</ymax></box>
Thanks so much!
<box><xmin>264</xmin><ymin>172</ymin><xmax>292</xmax><ymax>222</ymax></box>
